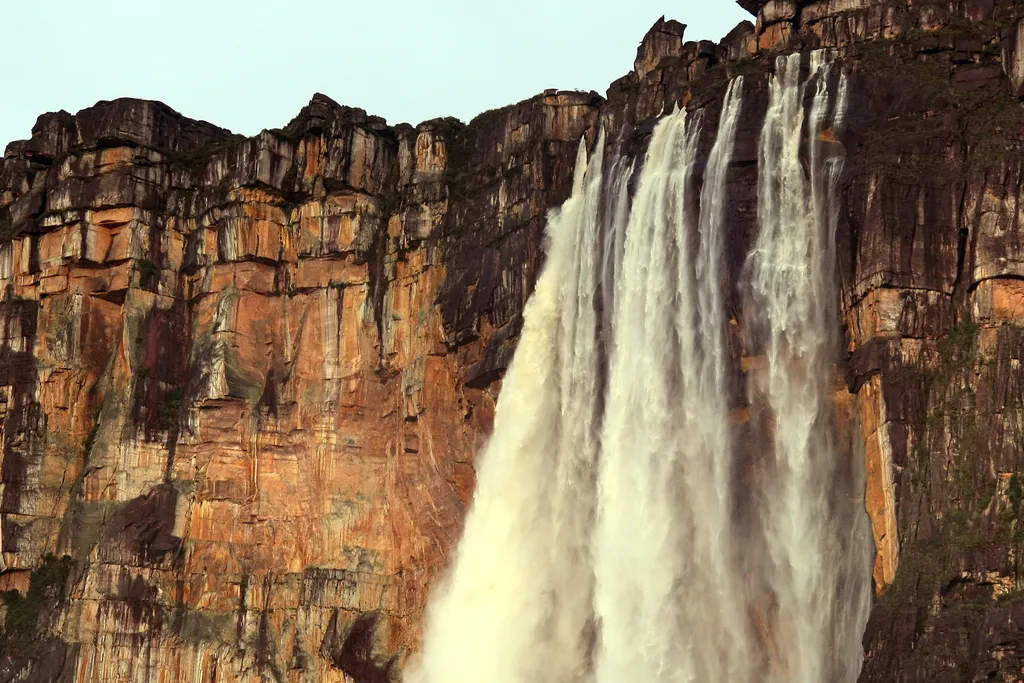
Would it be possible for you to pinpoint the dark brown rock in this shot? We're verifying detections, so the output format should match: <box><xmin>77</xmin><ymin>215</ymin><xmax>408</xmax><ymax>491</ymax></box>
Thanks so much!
<box><xmin>634</xmin><ymin>16</ymin><xmax>687</xmax><ymax>79</ymax></box>
<box><xmin>719</xmin><ymin>20</ymin><xmax>757</xmax><ymax>61</ymax></box>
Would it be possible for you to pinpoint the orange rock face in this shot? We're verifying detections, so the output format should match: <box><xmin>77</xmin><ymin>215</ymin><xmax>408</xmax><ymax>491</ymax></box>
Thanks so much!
<box><xmin>0</xmin><ymin>92</ymin><xmax>598</xmax><ymax>681</ymax></box>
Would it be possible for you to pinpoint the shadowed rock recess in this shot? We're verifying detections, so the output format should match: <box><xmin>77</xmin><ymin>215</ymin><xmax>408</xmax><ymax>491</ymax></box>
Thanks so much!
<box><xmin>6</xmin><ymin>0</ymin><xmax>1024</xmax><ymax>680</ymax></box>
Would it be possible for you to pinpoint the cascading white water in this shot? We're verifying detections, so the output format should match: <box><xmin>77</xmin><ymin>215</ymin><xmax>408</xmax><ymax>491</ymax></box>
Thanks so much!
<box><xmin>747</xmin><ymin>52</ymin><xmax>873</xmax><ymax>683</ymax></box>
<box><xmin>749</xmin><ymin>50</ymin><xmax>829</xmax><ymax>683</ymax></box>
<box><xmin>409</xmin><ymin>53</ymin><xmax>872</xmax><ymax>683</ymax></box>
<box><xmin>594</xmin><ymin>79</ymin><xmax>751</xmax><ymax>683</ymax></box>
<box><xmin>408</xmin><ymin>132</ymin><xmax>608</xmax><ymax>683</ymax></box>
<box><xmin>599</xmin><ymin>150</ymin><xmax>634</xmax><ymax>344</ymax></box>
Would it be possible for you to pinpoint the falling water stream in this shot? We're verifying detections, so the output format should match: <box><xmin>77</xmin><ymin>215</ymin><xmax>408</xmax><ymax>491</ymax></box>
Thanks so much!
<box><xmin>409</xmin><ymin>52</ymin><xmax>873</xmax><ymax>683</ymax></box>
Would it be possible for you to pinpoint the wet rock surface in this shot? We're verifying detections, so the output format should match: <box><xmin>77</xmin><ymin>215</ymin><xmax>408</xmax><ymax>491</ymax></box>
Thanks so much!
<box><xmin>6</xmin><ymin>0</ymin><xmax>1024</xmax><ymax>680</ymax></box>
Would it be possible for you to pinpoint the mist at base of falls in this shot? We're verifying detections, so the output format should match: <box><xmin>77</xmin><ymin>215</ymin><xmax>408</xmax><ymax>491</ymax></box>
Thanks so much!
<box><xmin>406</xmin><ymin>51</ymin><xmax>874</xmax><ymax>683</ymax></box>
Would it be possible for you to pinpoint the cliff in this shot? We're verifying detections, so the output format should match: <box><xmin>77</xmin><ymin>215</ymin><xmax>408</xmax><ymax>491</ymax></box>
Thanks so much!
<box><xmin>4</xmin><ymin>0</ymin><xmax>1024</xmax><ymax>681</ymax></box>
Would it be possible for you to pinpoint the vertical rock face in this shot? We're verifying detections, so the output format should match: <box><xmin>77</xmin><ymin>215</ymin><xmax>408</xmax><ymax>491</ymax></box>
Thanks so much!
<box><xmin>0</xmin><ymin>93</ymin><xmax>599</xmax><ymax>681</ymax></box>
<box><xmin>6</xmin><ymin>0</ymin><xmax>1024</xmax><ymax>680</ymax></box>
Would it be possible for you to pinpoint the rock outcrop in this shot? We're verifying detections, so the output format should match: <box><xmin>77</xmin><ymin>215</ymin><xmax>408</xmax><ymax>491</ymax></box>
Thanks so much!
<box><xmin>6</xmin><ymin>0</ymin><xmax>1024</xmax><ymax>681</ymax></box>
<box><xmin>0</xmin><ymin>92</ymin><xmax>599</xmax><ymax>680</ymax></box>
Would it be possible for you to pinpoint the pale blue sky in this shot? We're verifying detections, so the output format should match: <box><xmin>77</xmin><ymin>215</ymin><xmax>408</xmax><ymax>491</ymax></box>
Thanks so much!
<box><xmin>2</xmin><ymin>0</ymin><xmax>750</xmax><ymax>148</ymax></box>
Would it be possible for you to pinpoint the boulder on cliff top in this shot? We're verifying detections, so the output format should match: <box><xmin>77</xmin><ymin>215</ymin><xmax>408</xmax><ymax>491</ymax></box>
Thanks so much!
<box><xmin>635</xmin><ymin>16</ymin><xmax>688</xmax><ymax>80</ymax></box>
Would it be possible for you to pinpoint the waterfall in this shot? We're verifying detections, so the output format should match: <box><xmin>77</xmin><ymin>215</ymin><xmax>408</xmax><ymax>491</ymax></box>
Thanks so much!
<box><xmin>408</xmin><ymin>132</ymin><xmax>608</xmax><ymax>683</ymax></box>
<box><xmin>594</xmin><ymin>79</ymin><xmax>751</xmax><ymax>683</ymax></box>
<box><xmin>409</xmin><ymin>52</ymin><xmax>872</xmax><ymax>683</ymax></box>
<box><xmin>747</xmin><ymin>52</ymin><xmax>873</xmax><ymax>683</ymax></box>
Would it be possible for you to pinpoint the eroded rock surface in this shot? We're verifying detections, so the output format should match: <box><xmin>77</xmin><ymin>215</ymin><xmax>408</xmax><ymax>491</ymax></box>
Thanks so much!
<box><xmin>0</xmin><ymin>92</ymin><xmax>598</xmax><ymax>681</ymax></box>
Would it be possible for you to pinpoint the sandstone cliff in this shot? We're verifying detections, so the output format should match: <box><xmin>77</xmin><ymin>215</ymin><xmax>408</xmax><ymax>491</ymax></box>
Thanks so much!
<box><xmin>5</xmin><ymin>0</ymin><xmax>1024</xmax><ymax>681</ymax></box>
<box><xmin>0</xmin><ymin>87</ymin><xmax>599</xmax><ymax>681</ymax></box>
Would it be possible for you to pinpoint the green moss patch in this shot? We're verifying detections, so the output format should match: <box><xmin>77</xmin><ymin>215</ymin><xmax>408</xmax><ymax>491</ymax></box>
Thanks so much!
<box><xmin>0</xmin><ymin>554</ymin><xmax>74</xmax><ymax>654</ymax></box>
